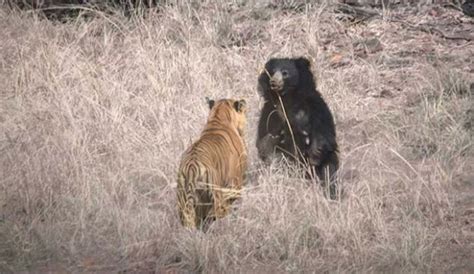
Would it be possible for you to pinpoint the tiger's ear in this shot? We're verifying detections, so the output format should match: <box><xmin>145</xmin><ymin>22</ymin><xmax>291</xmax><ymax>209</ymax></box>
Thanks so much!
<box><xmin>206</xmin><ymin>97</ymin><xmax>215</xmax><ymax>109</ymax></box>
<box><xmin>234</xmin><ymin>99</ymin><xmax>246</xmax><ymax>112</ymax></box>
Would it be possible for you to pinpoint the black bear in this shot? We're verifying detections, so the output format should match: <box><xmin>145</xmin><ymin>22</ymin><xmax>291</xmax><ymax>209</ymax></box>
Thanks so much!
<box><xmin>256</xmin><ymin>57</ymin><xmax>339</xmax><ymax>198</ymax></box>
<box><xmin>462</xmin><ymin>0</ymin><xmax>474</xmax><ymax>17</ymax></box>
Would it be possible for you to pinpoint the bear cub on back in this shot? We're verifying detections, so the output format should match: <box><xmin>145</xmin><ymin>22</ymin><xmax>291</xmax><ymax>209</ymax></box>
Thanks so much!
<box><xmin>256</xmin><ymin>57</ymin><xmax>340</xmax><ymax>198</ymax></box>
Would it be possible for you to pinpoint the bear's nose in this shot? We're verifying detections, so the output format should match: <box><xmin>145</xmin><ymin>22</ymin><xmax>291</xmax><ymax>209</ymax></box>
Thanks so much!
<box><xmin>270</xmin><ymin>71</ymin><xmax>284</xmax><ymax>91</ymax></box>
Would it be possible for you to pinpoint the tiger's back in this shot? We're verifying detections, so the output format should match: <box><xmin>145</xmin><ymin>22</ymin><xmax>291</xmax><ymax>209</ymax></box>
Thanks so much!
<box><xmin>177</xmin><ymin>98</ymin><xmax>247</xmax><ymax>229</ymax></box>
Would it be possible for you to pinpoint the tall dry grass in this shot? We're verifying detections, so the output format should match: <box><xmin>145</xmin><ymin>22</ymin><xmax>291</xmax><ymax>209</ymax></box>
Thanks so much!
<box><xmin>0</xmin><ymin>2</ymin><xmax>472</xmax><ymax>272</ymax></box>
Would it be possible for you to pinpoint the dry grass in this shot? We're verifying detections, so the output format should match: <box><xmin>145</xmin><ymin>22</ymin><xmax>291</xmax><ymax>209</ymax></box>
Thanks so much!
<box><xmin>1</xmin><ymin>2</ymin><xmax>473</xmax><ymax>273</ymax></box>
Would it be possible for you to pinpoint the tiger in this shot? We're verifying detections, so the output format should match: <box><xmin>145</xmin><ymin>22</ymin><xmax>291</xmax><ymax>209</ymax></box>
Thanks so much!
<box><xmin>176</xmin><ymin>98</ymin><xmax>248</xmax><ymax>230</ymax></box>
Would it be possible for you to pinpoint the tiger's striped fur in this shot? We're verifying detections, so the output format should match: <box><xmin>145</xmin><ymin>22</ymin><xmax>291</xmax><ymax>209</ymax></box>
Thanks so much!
<box><xmin>177</xmin><ymin>98</ymin><xmax>247</xmax><ymax>229</ymax></box>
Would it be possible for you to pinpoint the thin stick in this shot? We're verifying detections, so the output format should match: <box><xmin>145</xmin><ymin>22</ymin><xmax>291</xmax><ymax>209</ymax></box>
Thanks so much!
<box><xmin>276</xmin><ymin>93</ymin><xmax>299</xmax><ymax>159</ymax></box>
<box><xmin>263</xmin><ymin>68</ymin><xmax>309</xmax><ymax>169</ymax></box>
<box><xmin>263</xmin><ymin>68</ymin><xmax>300</xmax><ymax>158</ymax></box>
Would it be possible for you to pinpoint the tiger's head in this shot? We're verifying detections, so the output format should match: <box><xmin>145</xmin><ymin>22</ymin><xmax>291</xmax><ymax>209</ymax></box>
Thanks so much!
<box><xmin>206</xmin><ymin>98</ymin><xmax>247</xmax><ymax>137</ymax></box>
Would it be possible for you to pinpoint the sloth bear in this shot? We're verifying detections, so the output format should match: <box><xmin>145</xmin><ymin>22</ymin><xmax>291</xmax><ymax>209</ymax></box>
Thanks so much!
<box><xmin>256</xmin><ymin>57</ymin><xmax>340</xmax><ymax>199</ymax></box>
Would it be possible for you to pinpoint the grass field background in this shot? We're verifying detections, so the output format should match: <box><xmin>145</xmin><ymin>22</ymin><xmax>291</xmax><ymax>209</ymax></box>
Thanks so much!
<box><xmin>1</xmin><ymin>1</ymin><xmax>473</xmax><ymax>272</ymax></box>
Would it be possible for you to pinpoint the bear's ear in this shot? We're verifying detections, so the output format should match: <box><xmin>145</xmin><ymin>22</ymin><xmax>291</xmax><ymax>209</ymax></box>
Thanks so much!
<box><xmin>206</xmin><ymin>97</ymin><xmax>215</xmax><ymax>109</ymax></box>
<box><xmin>234</xmin><ymin>99</ymin><xmax>246</xmax><ymax>113</ymax></box>
<box><xmin>295</xmin><ymin>57</ymin><xmax>311</xmax><ymax>69</ymax></box>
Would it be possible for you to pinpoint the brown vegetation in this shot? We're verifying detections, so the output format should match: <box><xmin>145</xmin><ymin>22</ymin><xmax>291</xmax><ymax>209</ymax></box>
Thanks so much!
<box><xmin>0</xmin><ymin>1</ymin><xmax>472</xmax><ymax>272</ymax></box>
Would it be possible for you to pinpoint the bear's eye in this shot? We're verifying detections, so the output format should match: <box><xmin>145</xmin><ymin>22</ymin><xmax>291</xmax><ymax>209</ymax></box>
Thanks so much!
<box><xmin>281</xmin><ymin>70</ymin><xmax>289</xmax><ymax>78</ymax></box>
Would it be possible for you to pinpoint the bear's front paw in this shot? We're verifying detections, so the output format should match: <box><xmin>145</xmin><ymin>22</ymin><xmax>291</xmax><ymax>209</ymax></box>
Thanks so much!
<box><xmin>257</xmin><ymin>133</ymin><xmax>282</xmax><ymax>161</ymax></box>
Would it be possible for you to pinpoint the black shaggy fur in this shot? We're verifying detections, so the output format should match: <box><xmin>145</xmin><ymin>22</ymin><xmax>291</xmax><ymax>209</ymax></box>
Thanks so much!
<box><xmin>462</xmin><ymin>0</ymin><xmax>474</xmax><ymax>17</ymax></box>
<box><xmin>256</xmin><ymin>57</ymin><xmax>339</xmax><ymax>198</ymax></box>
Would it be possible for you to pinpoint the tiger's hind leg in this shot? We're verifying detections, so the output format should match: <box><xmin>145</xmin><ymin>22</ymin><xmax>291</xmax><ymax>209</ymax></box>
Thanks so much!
<box><xmin>195</xmin><ymin>186</ymin><xmax>214</xmax><ymax>229</ymax></box>
<box><xmin>177</xmin><ymin>173</ymin><xmax>198</xmax><ymax>228</ymax></box>
<box><xmin>213</xmin><ymin>178</ymin><xmax>244</xmax><ymax>220</ymax></box>
<box><xmin>178</xmin><ymin>196</ymin><xmax>197</xmax><ymax>228</ymax></box>
<box><xmin>212</xmin><ymin>189</ymin><xmax>230</xmax><ymax>219</ymax></box>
